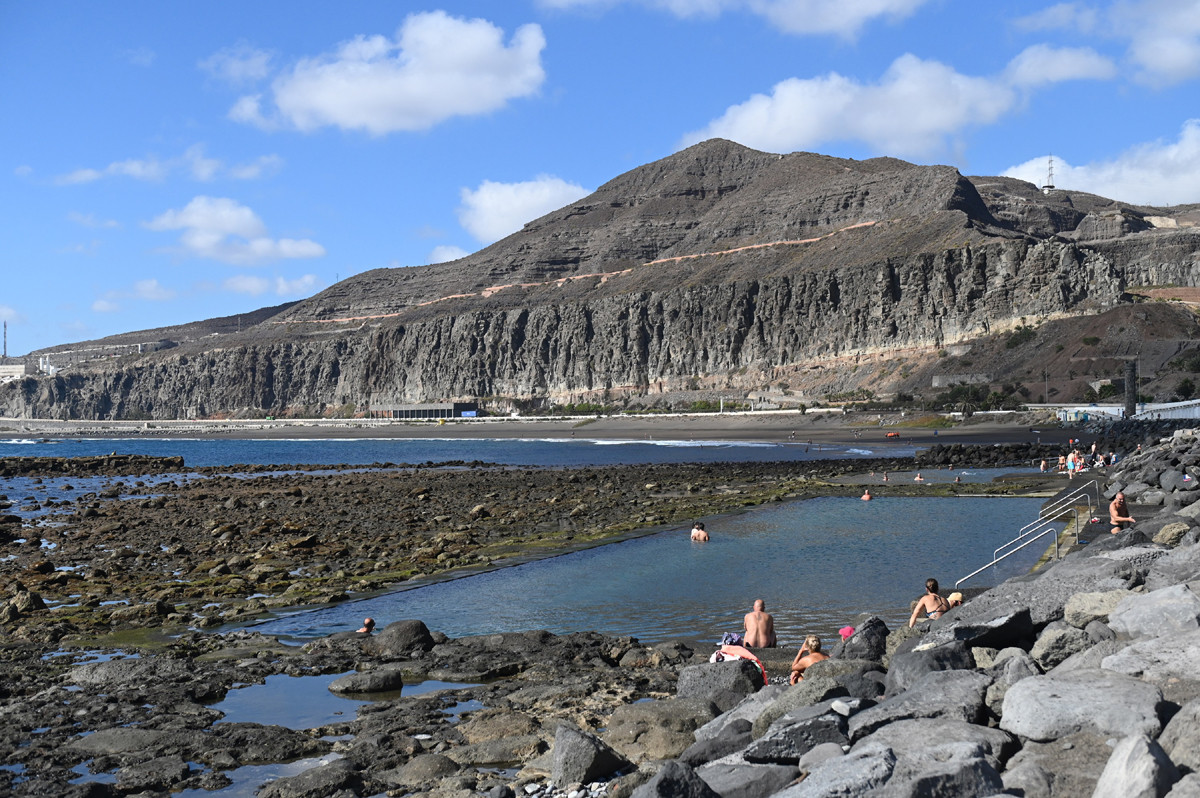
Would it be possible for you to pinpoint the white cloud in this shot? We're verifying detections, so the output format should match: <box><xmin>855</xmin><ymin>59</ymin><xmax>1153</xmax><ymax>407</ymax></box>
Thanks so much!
<box><xmin>199</xmin><ymin>43</ymin><xmax>274</xmax><ymax>85</ymax></box>
<box><xmin>228</xmin><ymin>154</ymin><xmax>283</xmax><ymax>180</ymax></box>
<box><xmin>1013</xmin><ymin>2</ymin><xmax>1100</xmax><ymax>33</ymax></box>
<box><xmin>428</xmin><ymin>245</ymin><xmax>471</xmax><ymax>263</ymax></box>
<box><xmin>54</xmin><ymin>146</ymin><xmax>281</xmax><ymax>185</ymax></box>
<box><xmin>14</xmin><ymin>165</ymin><xmax>32</xmax><ymax>177</ymax></box>
<box><xmin>681</xmin><ymin>46</ymin><xmax>1115</xmax><ymax>159</ymax></box>
<box><xmin>1003</xmin><ymin>119</ymin><xmax>1200</xmax><ymax>206</ymax></box>
<box><xmin>92</xmin><ymin>278</ymin><xmax>177</xmax><ymax>314</ymax></box>
<box><xmin>457</xmin><ymin>175</ymin><xmax>590</xmax><ymax>244</ymax></box>
<box><xmin>539</xmin><ymin>0</ymin><xmax>928</xmax><ymax>36</ymax></box>
<box><xmin>275</xmin><ymin>274</ymin><xmax>318</xmax><ymax>295</ymax></box>
<box><xmin>145</xmin><ymin>196</ymin><xmax>326</xmax><ymax>265</ymax></box>
<box><xmin>223</xmin><ymin>274</ymin><xmax>318</xmax><ymax>296</ymax></box>
<box><xmin>0</xmin><ymin>305</ymin><xmax>25</xmax><ymax>323</ymax></box>
<box><xmin>184</xmin><ymin>145</ymin><xmax>221</xmax><ymax>181</ymax></box>
<box><xmin>746</xmin><ymin>0</ymin><xmax>929</xmax><ymax>37</ymax></box>
<box><xmin>1116</xmin><ymin>0</ymin><xmax>1200</xmax><ymax>85</ymax></box>
<box><xmin>1004</xmin><ymin>44</ymin><xmax>1117</xmax><ymax>88</ymax></box>
<box><xmin>133</xmin><ymin>279</ymin><xmax>175</xmax><ymax>301</ymax></box>
<box><xmin>56</xmin><ymin>156</ymin><xmax>168</xmax><ymax>185</ymax></box>
<box><xmin>67</xmin><ymin>211</ymin><xmax>120</xmax><ymax>229</ymax></box>
<box><xmin>237</xmin><ymin>11</ymin><xmax>546</xmax><ymax>135</ymax></box>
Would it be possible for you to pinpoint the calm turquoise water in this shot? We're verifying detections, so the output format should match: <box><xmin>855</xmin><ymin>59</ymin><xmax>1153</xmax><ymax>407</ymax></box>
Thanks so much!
<box><xmin>253</xmin><ymin>495</ymin><xmax>1051</xmax><ymax>647</ymax></box>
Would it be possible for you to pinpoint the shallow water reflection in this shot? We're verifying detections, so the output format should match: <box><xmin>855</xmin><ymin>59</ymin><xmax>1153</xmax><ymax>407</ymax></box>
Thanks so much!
<box><xmin>256</xmin><ymin>496</ymin><xmax>1053</xmax><ymax>647</ymax></box>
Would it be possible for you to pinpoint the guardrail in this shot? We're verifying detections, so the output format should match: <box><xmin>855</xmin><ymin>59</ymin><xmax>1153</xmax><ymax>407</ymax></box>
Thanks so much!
<box><xmin>955</xmin><ymin>483</ymin><xmax>1100</xmax><ymax>589</ymax></box>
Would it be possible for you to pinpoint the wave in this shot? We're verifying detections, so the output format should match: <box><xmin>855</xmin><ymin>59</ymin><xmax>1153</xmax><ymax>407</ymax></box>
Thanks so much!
<box><xmin>0</xmin><ymin>439</ymin><xmax>39</xmax><ymax>445</ymax></box>
<box><xmin>589</xmin><ymin>439</ymin><xmax>778</xmax><ymax>448</ymax></box>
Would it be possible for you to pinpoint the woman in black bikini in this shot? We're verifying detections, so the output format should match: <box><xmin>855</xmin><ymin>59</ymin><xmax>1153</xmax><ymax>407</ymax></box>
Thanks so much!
<box><xmin>907</xmin><ymin>578</ymin><xmax>951</xmax><ymax>627</ymax></box>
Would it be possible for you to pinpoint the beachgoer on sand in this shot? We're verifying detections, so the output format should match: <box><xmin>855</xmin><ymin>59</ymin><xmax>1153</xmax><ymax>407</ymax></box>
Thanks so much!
<box><xmin>743</xmin><ymin>599</ymin><xmax>777</xmax><ymax>648</ymax></box>
<box><xmin>908</xmin><ymin>578</ymin><xmax>950</xmax><ymax>627</ymax></box>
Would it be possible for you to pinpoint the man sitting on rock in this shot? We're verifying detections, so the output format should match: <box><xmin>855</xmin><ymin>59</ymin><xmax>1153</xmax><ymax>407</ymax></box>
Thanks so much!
<box><xmin>788</xmin><ymin>635</ymin><xmax>829</xmax><ymax>684</ymax></box>
<box><xmin>742</xmin><ymin>599</ymin><xmax>776</xmax><ymax>648</ymax></box>
<box><xmin>1109</xmin><ymin>491</ymin><xmax>1135</xmax><ymax>535</ymax></box>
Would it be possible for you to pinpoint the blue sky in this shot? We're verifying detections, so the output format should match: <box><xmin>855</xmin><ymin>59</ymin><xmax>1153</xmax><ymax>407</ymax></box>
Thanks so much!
<box><xmin>3</xmin><ymin>0</ymin><xmax>1200</xmax><ymax>355</ymax></box>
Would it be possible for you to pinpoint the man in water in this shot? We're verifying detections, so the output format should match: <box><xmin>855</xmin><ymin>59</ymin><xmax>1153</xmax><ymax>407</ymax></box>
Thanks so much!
<box><xmin>357</xmin><ymin>617</ymin><xmax>375</xmax><ymax>634</ymax></box>
<box><xmin>690</xmin><ymin>522</ymin><xmax>709</xmax><ymax>542</ymax></box>
<box><xmin>1110</xmin><ymin>491</ymin><xmax>1135</xmax><ymax>535</ymax></box>
<box><xmin>743</xmin><ymin>599</ymin><xmax>777</xmax><ymax>648</ymax></box>
<box><xmin>788</xmin><ymin>635</ymin><xmax>829</xmax><ymax>684</ymax></box>
<box><xmin>908</xmin><ymin>578</ymin><xmax>950</xmax><ymax>627</ymax></box>
<box><xmin>861</xmin><ymin>488</ymin><xmax>872</xmax><ymax>500</ymax></box>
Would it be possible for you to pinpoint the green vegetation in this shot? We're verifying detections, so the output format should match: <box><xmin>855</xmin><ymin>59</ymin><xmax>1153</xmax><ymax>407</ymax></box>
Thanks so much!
<box><xmin>1005</xmin><ymin>325</ymin><xmax>1037</xmax><ymax>349</ymax></box>
<box><xmin>1082</xmin><ymin>336</ymin><xmax>1101</xmax><ymax>346</ymax></box>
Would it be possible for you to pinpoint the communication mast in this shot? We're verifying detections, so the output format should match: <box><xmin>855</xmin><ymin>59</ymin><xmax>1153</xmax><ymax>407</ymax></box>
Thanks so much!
<box><xmin>1041</xmin><ymin>155</ymin><xmax>1056</xmax><ymax>195</ymax></box>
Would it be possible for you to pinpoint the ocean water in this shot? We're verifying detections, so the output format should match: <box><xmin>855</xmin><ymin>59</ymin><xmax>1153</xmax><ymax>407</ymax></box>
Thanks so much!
<box><xmin>2</xmin><ymin>435</ymin><xmax>1047</xmax><ymax>648</ymax></box>
<box><xmin>0</xmin><ymin>435</ymin><xmax>908</xmax><ymax>467</ymax></box>
<box><xmin>252</xmin><ymin>495</ymin><xmax>1053</xmax><ymax>647</ymax></box>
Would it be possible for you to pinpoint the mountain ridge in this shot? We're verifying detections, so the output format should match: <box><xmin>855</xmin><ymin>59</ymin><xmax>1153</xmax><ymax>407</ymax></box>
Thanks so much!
<box><xmin>6</xmin><ymin>139</ymin><xmax>1200</xmax><ymax>419</ymax></box>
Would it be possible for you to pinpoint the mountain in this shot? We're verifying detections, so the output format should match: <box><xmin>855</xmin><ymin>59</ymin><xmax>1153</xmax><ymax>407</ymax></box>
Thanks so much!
<box><xmin>5</xmin><ymin>139</ymin><xmax>1200</xmax><ymax>419</ymax></box>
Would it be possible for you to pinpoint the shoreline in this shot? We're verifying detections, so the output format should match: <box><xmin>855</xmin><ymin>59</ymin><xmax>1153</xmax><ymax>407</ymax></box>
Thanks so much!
<box><xmin>0</xmin><ymin>409</ymin><xmax>1076</xmax><ymax>448</ymax></box>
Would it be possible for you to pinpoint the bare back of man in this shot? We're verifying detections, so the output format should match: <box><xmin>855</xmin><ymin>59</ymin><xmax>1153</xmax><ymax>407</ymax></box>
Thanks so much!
<box><xmin>743</xmin><ymin>599</ymin><xmax>776</xmax><ymax>648</ymax></box>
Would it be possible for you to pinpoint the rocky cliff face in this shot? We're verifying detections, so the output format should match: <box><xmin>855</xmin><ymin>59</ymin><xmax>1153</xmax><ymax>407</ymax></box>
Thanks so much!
<box><xmin>5</xmin><ymin>139</ymin><xmax>1200</xmax><ymax>419</ymax></box>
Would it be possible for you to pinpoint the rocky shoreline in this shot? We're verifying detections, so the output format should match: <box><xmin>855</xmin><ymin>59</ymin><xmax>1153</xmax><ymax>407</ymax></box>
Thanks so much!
<box><xmin>2</xmin><ymin>435</ymin><xmax>1196</xmax><ymax>796</ymax></box>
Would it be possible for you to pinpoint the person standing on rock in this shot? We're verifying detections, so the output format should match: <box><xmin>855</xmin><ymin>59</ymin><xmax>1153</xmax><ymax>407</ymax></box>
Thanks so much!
<box><xmin>908</xmin><ymin>578</ymin><xmax>950</xmax><ymax>627</ymax></box>
<box><xmin>743</xmin><ymin>599</ymin><xmax>776</xmax><ymax>648</ymax></box>
<box><xmin>788</xmin><ymin>635</ymin><xmax>829</xmax><ymax>684</ymax></box>
<box><xmin>1109</xmin><ymin>491</ymin><xmax>1135</xmax><ymax>535</ymax></box>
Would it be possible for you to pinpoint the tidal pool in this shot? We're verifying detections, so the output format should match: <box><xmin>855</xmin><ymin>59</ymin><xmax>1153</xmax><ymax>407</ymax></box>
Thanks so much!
<box><xmin>255</xmin><ymin>495</ymin><xmax>1056</xmax><ymax>646</ymax></box>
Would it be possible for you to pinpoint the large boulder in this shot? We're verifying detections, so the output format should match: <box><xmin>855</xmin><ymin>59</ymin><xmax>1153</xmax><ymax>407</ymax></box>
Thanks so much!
<box><xmin>695</xmin><ymin>760</ymin><xmax>799</xmax><ymax>798</ymax></box>
<box><xmin>1108</xmin><ymin>584</ymin><xmax>1200</xmax><ymax>639</ymax></box>
<box><xmin>604</xmin><ymin>697</ymin><xmax>722</xmax><ymax>761</ymax></box>
<box><xmin>848</xmin><ymin>670</ymin><xmax>992</xmax><ymax>742</ymax></box>
<box><xmin>1145</xmin><ymin>543</ymin><xmax>1200</xmax><ymax>590</ymax></box>
<box><xmin>1063</xmin><ymin>589</ymin><xmax>1135</xmax><ymax>628</ymax></box>
<box><xmin>829</xmin><ymin>616</ymin><xmax>889</xmax><ymax>662</ymax></box>
<box><xmin>1091</xmin><ymin>734</ymin><xmax>1180</xmax><ymax>798</ymax></box>
<box><xmin>327</xmin><ymin>666</ymin><xmax>405</xmax><ymax>694</ymax></box>
<box><xmin>679</xmin><ymin>718</ymin><xmax>753</xmax><ymax>768</ymax></box>
<box><xmin>999</xmin><ymin>669</ymin><xmax>1165</xmax><ymax>741</ymax></box>
<box><xmin>883</xmin><ymin>640</ymin><xmax>974</xmax><ymax>697</ymax></box>
<box><xmin>999</xmin><ymin>731</ymin><xmax>1115</xmax><ymax>798</ymax></box>
<box><xmin>742</xmin><ymin>702</ymin><xmax>850</xmax><ymax>765</ymax></box>
<box><xmin>1028</xmin><ymin>621</ymin><xmax>1092</xmax><ymax>670</ymax></box>
<box><xmin>773</xmin><ymin>742</ymin><xmax>896</xmax><ymax>797</ymax></box>
<box><xmin>551</xmin><ymin>723</ymin><xmax>633</xmax><ymax>788</ymax></box>
<box><xmin>801</xmin><ymin>658</ymin><xmax>886</xmax><ymax>700</ymax></box>
<box><xmin>750</xmin><ymin>677</ymin><xmax>849</xmax><ymax>739</ymax></box>
<box><xmin>630</xmin><ymin>761</ymin><xmax>722</xmax><ymax>798</ymax></box>
<box><xmin>693</xmin><ymin>686</ymin><xmax>787</xmax><ymax>743</ymax></box>
<box><xmin>1160</xmin><ymin>698</ymin><xmax>1200</xmax><ymax>776</ymax></box>
<box><xmin>1101</xmin><ymin>628</ymin><xmax>1200</xmax><ymax>702</ymax></box>
<box><xmin>364</xmin><ymin>619</ymin><xmax>436</xmax><ymax>656</ymax></box>
<box><xmin>676</xmin><ymin>659</ymin><xmax>763</xmax><ymax>710</ymax></box>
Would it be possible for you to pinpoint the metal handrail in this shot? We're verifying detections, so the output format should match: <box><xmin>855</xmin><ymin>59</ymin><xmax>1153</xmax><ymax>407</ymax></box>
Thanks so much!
<box><xmin>955</xmin><ymin>483</ymin><xmax>1099</xmax><ymax>590</ymax></box>
<box><xmin>956</xmin><ymin>523</ymin><xmax>1063</xmax><ymax>588</ymax></box>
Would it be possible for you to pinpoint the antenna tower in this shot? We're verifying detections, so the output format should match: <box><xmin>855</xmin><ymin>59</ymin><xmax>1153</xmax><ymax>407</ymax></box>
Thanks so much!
<box><xmin>1041</xmin><ymin>155</ymin><xmax>1056</xmax><ymax>195</ymax></box>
